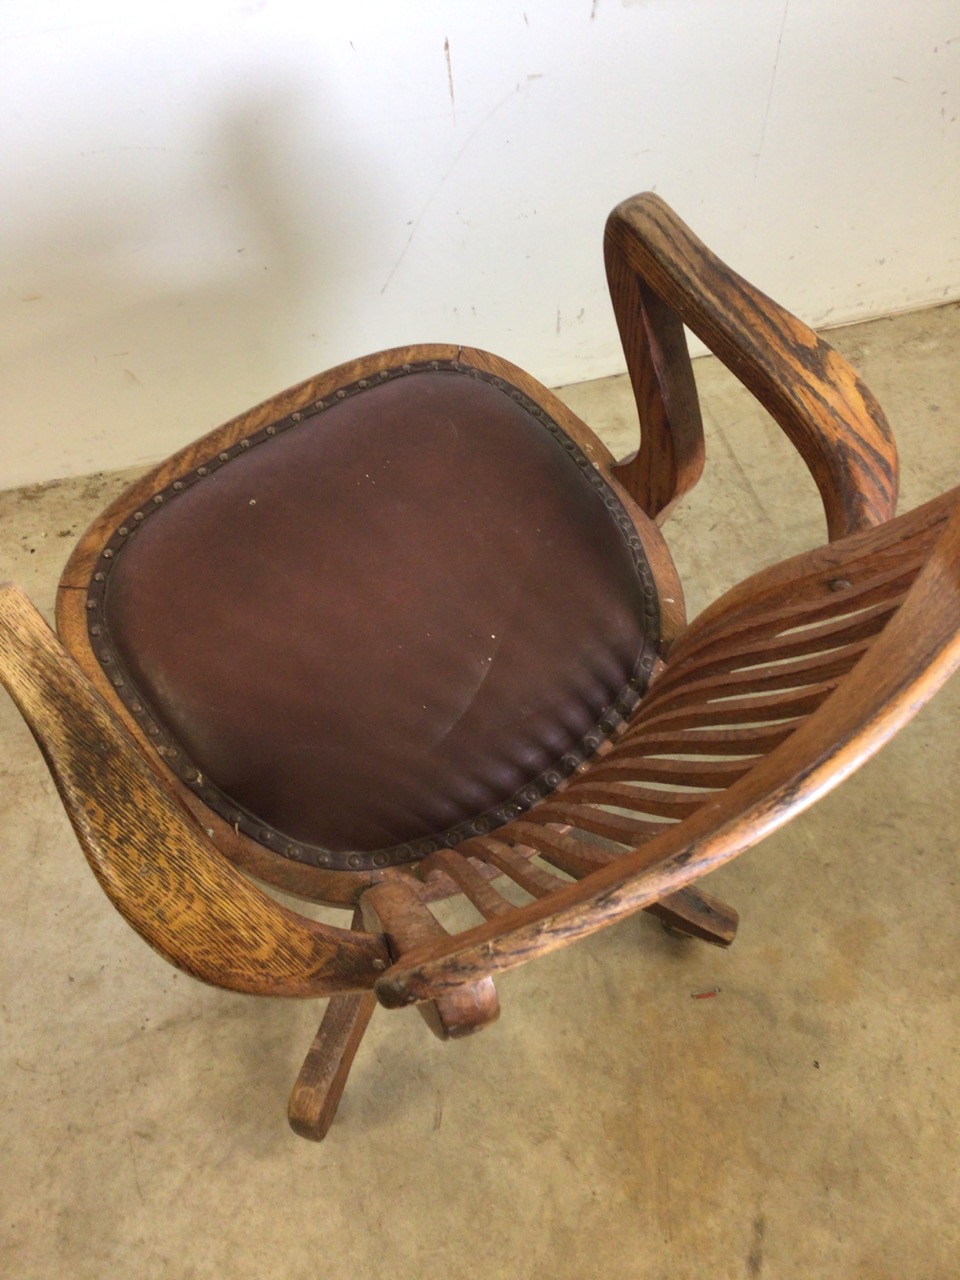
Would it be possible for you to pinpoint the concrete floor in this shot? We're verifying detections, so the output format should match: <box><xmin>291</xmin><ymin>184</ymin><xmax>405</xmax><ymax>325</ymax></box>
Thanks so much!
<box><xmin>2</xmin><ymin>304</ymin><xmax>959</xmax><ymax>1279</ymax></box>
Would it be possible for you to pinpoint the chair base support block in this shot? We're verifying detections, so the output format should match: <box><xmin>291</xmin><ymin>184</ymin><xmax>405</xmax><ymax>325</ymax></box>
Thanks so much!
<box><xmin>646</xmin><ymin>886</ymin><xmax>739</xmax><ymax>947</ymax></box>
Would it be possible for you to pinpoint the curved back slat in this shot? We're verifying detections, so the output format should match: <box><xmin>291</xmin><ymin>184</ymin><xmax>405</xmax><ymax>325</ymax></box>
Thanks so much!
<box><xmin>374</xmin><ymin>488</ymin><xmax>960</xmax><ymax>1008</ymax></box>
<box><xmin>0</xmin><ymin>586</ymin><xmax>388</xmax><ymax>997</ymax></box>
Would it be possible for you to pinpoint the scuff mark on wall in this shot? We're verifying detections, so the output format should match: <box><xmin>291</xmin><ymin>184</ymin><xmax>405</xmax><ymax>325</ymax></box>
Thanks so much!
<box><xmin>444</xmin><ymin>37</ymin><xmax>456</xmax><ymax>121</ymax></box>
<box><xmin>754</xmin><ymin>0</ymin><xmax>790</xmax><ymax>178</ymax></box>
<box><xmin>380</xmin><ymin>79</ymin><xmax>543</xmax><ymax>294</ymax></box>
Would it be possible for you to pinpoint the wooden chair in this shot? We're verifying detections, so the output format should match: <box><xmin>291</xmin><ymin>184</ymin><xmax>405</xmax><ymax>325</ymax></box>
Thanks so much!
<box><xmin>2</xmin><ymin>195</ymin><xmax>956</xmax><ymax>1142</ymax></box>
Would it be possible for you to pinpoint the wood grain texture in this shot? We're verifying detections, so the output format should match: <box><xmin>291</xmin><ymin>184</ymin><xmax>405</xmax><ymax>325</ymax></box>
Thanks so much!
<box><xmin>0</xmin><ymin>585</ymin><xmax>389</xmax><ymax>996</ymax></box>
<box><xmin>374</xmin><ymin>487</ymin><xmax>960</xmax><ymax>1007</ymax></box>
<box><xmin>605</xmin><ymin>194</ymin><xmax>899</xmax><ymax>537</ymax></box>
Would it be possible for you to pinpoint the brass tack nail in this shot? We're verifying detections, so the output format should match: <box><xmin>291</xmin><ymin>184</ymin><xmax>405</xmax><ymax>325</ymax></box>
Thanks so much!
<box><xmin>196</xmin><ymin>467</ymin><xmax>208</xmax><ymax>476</ymax></box>
<box><xmin>218</xmin><ymin>452</ymin><xmax>229</xmax><ymax>462</ymax></box>
<box><xmin>358</xmin><ymin>379</ymin><xmax>368</xmax><ymax>388</ymax></box>
<box><xmin>152</xmin><ymin>494</ymin><xmax>163</xmax><ymax>504</ymax></box>
<box><xmin>131</xmin><ymin>701</ymin><xmax>142</xmax><ymax>713</ymax></box>
<box><xmin>372</xmin><ymin>959</ymin><xmax>388</xmax><ymax>971</ymax></box>
<box><xmin>336</xmin><ymin>389</ymin><xmax>346</xmax><ymax>399</ymax></box>
<box><xmin>291</xmin><ymin>412</ymin><xmax>302</xmax><ymax>422</ymax></box>
<box><xmin>90</xmin><ymin>624</ymin><xmax>102</xmax><ymax>636</ymax></box>
<box><xmin>134</xmin><ymin>511</ymin><xmax>144</xmax><ymax>521</ymax></box>
<box><xmin>266</xmin><ymin>426</ymin><xmax>276</xmax><ymax>436</ymax></box>
<box><xmin>94</xmin><ymin>571</ymin><xmax>105</xmax><ymax>582</ymax></box>
<box><xmin>828</xmin><ymin>578</ymin><xmax>852</xmax><ymax>591</ymax></box>
<box><xmin>118</xmin><ymin>526</ymin><xmax>129</xmax><ymax>536</ymax></box>
<box><xmin>86</xmin><ymin>599</ymin><xmax>96</xmax><ymax>610</ymax></box>
<box><xmin>239</xmin><ymin>438</ymin><xmax>251</xmax><ymax>448</ymax></box>
<box><xmin>173</xmin><ymin>481</ymin><xmax>184</xmax><ymax>491</ymax></box>
<box><xmin>348</xmin><ymin>854</ymin><xmax>362</xmax><ymax>868</ymax></box>
<box><xmin>102</xmin><ymin>548</ymin><xmax>113</xmax><ymax>559</ymax></box>
<box><xmin>112</xmin><ymin>675</ymin><xmax>124</xmax><ymax>687</ymax></box>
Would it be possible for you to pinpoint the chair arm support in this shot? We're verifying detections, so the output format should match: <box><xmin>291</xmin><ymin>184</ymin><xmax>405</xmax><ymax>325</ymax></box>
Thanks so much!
<box><xmin>0</xmin><ymin>584</ymin><xmax>388</xmax><ymax>997</ymax></box>
<box><xmin>604</xmin><ymin>193</ymin><xmax>899</xmax><ymax>539</ymax></box>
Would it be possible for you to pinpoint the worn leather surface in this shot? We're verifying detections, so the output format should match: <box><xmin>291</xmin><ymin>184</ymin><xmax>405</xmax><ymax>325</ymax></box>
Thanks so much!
<box><xmin>101</xmin><ymin>369</ymin><xmax>656</xmax><ymax>857</ymax></box>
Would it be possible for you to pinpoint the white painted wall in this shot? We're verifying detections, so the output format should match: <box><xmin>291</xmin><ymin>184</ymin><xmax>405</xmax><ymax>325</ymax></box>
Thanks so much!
<box><xmin>2</xmin><ymin>0</ymin><xmax>958</xmax><ymax>489</ymax></box>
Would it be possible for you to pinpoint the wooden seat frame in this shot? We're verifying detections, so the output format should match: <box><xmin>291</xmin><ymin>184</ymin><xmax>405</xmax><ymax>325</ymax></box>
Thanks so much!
<box><xmin>3</xmin><ymin>195</ymin><xmax>955</xmax><ymax>1142</ymax></box>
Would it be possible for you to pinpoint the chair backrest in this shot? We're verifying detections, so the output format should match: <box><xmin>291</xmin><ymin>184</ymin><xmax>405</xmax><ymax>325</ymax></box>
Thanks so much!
<box><xmin>367</xmin><ymin>483</ymin><xmax>960</xmax><ymax>1010</ymax></box>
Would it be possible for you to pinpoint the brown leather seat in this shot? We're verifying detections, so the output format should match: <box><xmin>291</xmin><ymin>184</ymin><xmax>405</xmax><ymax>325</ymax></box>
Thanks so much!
<box><xmin>93</xmin><ymin>360</ymin><xmax>661</xmax><ymax>871</ymax></box>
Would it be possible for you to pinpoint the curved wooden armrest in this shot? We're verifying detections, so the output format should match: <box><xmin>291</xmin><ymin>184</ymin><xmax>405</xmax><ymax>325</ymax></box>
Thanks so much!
<box><xmin>604</xmin><ymin>193</ymin><xmax>899</xmax><ymax>538</ymax></box>
<box><xmin>0</xmin><ymin>585</ymin><xmax>388</xmax><ymax>997</ymax></box>
<box><xmin>374</xmin><ymin>496</ymin><xmax>960</xmax><ymax>1007</ymax></box>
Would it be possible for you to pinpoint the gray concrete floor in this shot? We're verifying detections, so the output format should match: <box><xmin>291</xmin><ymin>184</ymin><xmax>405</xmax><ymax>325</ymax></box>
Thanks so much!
<box><xmin>2</xmin><ymin>304</ymin><xmax>959</xmax><ymax>1279</ymax></box>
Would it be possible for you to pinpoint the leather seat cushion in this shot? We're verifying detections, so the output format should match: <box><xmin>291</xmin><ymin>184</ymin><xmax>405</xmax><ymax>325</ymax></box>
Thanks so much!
<box><xmin>93</xmin><ymin>363</ymin><xmax>660</xmax><ymax>870</ymax></box>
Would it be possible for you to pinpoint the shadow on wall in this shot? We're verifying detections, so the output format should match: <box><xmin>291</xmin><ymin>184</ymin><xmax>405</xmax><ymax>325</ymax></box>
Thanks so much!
<box><xmin>1</xmin><ymin>70</ymin><xmax>379</xmax><ymax>487</ymax></box>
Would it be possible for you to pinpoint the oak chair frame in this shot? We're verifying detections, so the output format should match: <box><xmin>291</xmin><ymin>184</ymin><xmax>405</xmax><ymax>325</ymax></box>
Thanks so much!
<box><xmin>2</xmin><ymin>195</ymin><xmax>954</xmax><ymax>1143</ymax></box>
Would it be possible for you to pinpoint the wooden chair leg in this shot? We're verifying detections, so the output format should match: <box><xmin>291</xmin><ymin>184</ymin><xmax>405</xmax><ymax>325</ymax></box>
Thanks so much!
<box><xmin>288</xmin><ymin>989</ymin><xmax>378</xmax><ymax>1141</ymax></box>
<box><xmin>287</xmin><ymin>908</ymin><xmax>378</xmax><ymax>1141</ymax></box>
<box><xmin>645</xmin><ymin>885</ymin><xmax>739</xmax><ymax>946</ymax></box>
